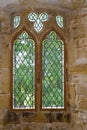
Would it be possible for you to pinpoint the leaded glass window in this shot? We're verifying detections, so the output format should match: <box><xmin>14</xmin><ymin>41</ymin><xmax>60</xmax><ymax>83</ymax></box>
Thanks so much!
<box><xmin>14</xmin><ymin>16</ymin><xmax>20</xmax><ymax>28</ymax></box>
<box><xmin>12</xmin><ymin>11</ymin><xmax>66</xmax><ymax>111</ymax></box>
<box><xmin>13</xmin><ymin>31</ymin><xmax>35</xmax><ymax>109</ymax></box>
<box><xmin>56</xmin><ymin>16</ymin><xmax>64</xmax><ymax>28</ymax></box>
<box><xmin>28</xmin><ymin>12</ymin><xmax>48</xmax><ymax>32</ymax></box>
<box><xmin>42</xmin><ymin>31</ymin><xmax>64</xmax><ymax>109</ymax></box>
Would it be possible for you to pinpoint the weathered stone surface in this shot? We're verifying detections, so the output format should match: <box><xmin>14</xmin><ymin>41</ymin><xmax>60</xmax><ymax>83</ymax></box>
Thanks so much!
<box><xmin>1</xmin><ymin>43</ymin><xmax>11</xmax><ymax>68</ymax></box>
<box><xmin>23</xmin><ymin>126</ymin><xmax>32</xmax><ymax>130</ymax></box>
<box><xmin>26</xmin><ymin>122</ymin><xmax>68</xmax><ymax>130</ymax></box>
<box><xmin>0</xmin><ymin>110</ymin><xmax>4</xmax><ymax>122</ymax></box>
<box><xmin>45</xmin><ymin>113</ymin><xmax>55</xmax><ymax>123</ymax></box>
<box><xmin>68</xmin><ymin>86</ymin><xmax>76</xmax><ymax>107</ymax></box>
<box><xmin>76</xmin><ymin>86</ymin><xmax>87</xmax><ymax>97</ymax></box>
<box><xmin>3</xmin><ymin>110</ymin><xmax>19</xmax><ymax>126</ymax></box>
<box><xmin>22</xmin><ymin>112</ymin><xmax>48</xmax><ymax>123</ymax></box>
<box><xmin>1</xmin><ymin>68</ymin><xmax>10</xmax><ymax>93</ymax></box>
<box><xmin>0</xmin><ymin>0</ymin><xmax>87</xmax><ymax>10</ymax></box>
<box><xmin>70</xmin><ymin>65</ymin><xmax>87</xmax><ymax>74</ymax></box>
<box><xmin>83</xmin><ymin>126</ymin><xmax>87</xmax><ymax>130</ymax></box>
<box><xmin>1</xmin><ymin>20</ymin><xmax>10</xmax><ymax>33</ymax></box>
<box><xmin>70</xmin><ymin>74</ymin><xmax>87</xmax><ymax>87</ymax></box>
<box><xmin>67</xmin><ymin>123</ymin><xmax>83</xmax><ymax>130</ymax></box>
<box><xmin>13</xmin><ymin>127</ymin><xmax>22</xmax><ymax>130</ymax></box>
<box><xmin>0</xmin><ymin>1</ymin><xmax>87</xmax><ymax>130</ymax></box>
<box><xmin>78</xmin><ymin>112</ymin><xmax>87</xmax><ymax>124</ymax></box>
<box><xmin>31</xmin><ymin>113</ymin><xmax>48</xmax><ymax>123</ymax></box>
<box><xmin>0</xmin><ymin>94</ymin><xmax>10</xmax><ymax>109</ymax></box>
<box><xmin>78</xmin><ymin>97</ymin><xmax>87</xmax><ymax>111</ymax></box>
<box><xmin>21</xmin><ymin>112</ymin><xmax>71</xmax><ymax>123</ymax></box>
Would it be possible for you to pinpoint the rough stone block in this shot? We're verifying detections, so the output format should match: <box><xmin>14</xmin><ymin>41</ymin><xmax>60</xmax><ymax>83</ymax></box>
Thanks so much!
<box><xmin>68</xmin><ymin>86</ymin><xmax>76</xmax><ymax>106</ymax></box>
<box><xmin>1</xmin><ymin>68</ymin><xmax>10</xmax><ymax>93</ymax></box>
<box><xmin>1</xmin><ymin>43</ymin><xmax>10</xmax><ymax>68</ymax></box>
<box><xmin>78</xmin><ymin>112</ymin><xmax>87</xmax><ymax>124</ymax></box>
<box><xmin>3</xmin><ymin>110</ymin><xmax>19</xmax><ymax>126</ymax></box>
<box><xmin>0</xmin><ymin>94</ymin><xmax>10</xmax><ymax>109</ymax></box>
<box><xmin>78</xmin><ymin>97</ymin><xmax>87</xmax><ymax>111</ymax></box>
<box><xmin>76</xmin><ymin>86</ymin><xmax>87</xmax><ymax>97</ymax></box>
<box><xmin>70</xmin><ymin>65</ymin><xmax>87</xmax><ymax>74</ymax></box>
<box><xmin>67</xmin><ymin>123</ymin><xmax>82</xmax><ymax>130</ymax></box>
<box><xmin>0</xmin><ymin>110</ymin><xmax>4</xmax><ymax>120</ymax></box>
<box><xmin>23</xmin><ymin>126</ymin><xmax>32</xmax><ymax>130</ymax></box>
<box><xmin>31</xmin><ymin>112</ymin><xmax>48</xmax><ymax>123</ymax></box>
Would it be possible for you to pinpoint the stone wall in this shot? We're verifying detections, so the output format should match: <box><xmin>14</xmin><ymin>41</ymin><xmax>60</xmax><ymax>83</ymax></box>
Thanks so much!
<box><xmin>67</xmin><ymin>8</ymin><xmax>87</xmax><ymax>130</ymax></box>
<box><xmin>0</xmin><ymin>2</ymin><xmax>87</xmax><ymax>130</ymax></box>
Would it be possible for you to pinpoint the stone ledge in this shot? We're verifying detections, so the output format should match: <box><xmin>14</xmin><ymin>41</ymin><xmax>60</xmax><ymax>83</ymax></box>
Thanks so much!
<box><xmin>21</xmin><ymin>111</ymin><xmax>71</xmax><ymax>123</ymax></box>
<box><xmin>3</xmin><ymin>110</ymin><xmax>71</xmax><ymax>126</ymax></box>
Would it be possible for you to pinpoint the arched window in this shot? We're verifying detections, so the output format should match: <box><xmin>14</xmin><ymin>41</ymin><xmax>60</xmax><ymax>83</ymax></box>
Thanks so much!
<box><xmin>11</xmin><ymin>11</ymin><xmax>66</xmax><ymax>111</ymax></box>
<box><xmin>42</xmin><ymin>31</ymin><xmax>64</xmax><ymax>109</ymax></box>
<box><xmin>13</xmin><ymin>31</ymin><xmax>35</xmax><ymax>109</ymax></box>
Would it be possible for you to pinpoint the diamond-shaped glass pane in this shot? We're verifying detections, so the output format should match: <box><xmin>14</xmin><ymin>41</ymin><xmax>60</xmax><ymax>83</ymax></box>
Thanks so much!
<box><xmin>42</xmin><ymin>31</ymin><xmax>64</xmax><ymax>109</ymax></box>
<box><xmin>14</xmin><ymin>16</ymin><xmax>20</xmax><ymax>28</ymax></box>
<box><xmin>13</xmin><ymin>31</ymin><xmax>35</xmax><ymax>109</ymax></box>
<box><xmin>34</xmin><ymin>19</ymin><xmax>43</xmax><ymax>32</ymax></box>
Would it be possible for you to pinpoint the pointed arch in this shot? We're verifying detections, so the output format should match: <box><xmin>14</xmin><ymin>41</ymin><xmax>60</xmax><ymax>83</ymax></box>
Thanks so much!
<box><xmin>11</xmin><ymin>28</ymin><xmax>37</xmax><ymax>110</ymax></box>
<box><xmin>11</xmin><ymin>25</ymin><xmax>37</xmax><ymax>44</ymax></box>
<box><xmin>40</xmin><ymin>30</ymin><xmax>66</xmax><ymax>110</ymax></box>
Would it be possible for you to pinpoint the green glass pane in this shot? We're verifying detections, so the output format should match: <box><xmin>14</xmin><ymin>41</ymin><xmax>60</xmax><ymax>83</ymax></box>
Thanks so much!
<box><xmin>14</xmin><ymin>16</ymin><xmax>20</xmax><ymax>28</ymax></box>
<box><xmin>56</xmin><ymin>16</ymin><xmax>63</xmax><ymax>28</ymax></box>
<box><xmin>42</xmin><ymin>31</ymin><xmax>64</xmax><ymax>109</ymax></box>
<box><xmin>13</xmin><ymin>31</ymin><xmax>35</xmax><ymax>109</ymax></box>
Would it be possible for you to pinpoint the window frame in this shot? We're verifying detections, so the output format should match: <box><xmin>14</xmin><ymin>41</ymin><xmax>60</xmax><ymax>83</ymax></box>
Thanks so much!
<box><xmin>40</xmin><ymin>28</ymin><xmax>66</xmax><ymax>111</ymax></box>
<box><xmin>10</xmin><ymin>10</ymin><xmax>67</xmax><ymax>112</ymax></box>
<box><xmin>11</xmin><ymin>27</ymin><xmax>38</xmax><ymax>111</ymax></box>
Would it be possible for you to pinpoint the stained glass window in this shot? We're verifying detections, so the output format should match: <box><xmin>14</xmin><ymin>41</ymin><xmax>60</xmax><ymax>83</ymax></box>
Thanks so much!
<box><xmin>42</xmin><ymin>31</ymin><xmax>64</xmax><ymax>109</ymax></box>
<box><xmin>28</xmin><ymin>12</ymin><xmax>48</xmax><ymax>32</ymax></box>
<box><xmin>13</xmin><ymin>31</ymin><xmax>35</xmax><ymax>109</ymax></box>
<box><xmin>14</xmin><ymin>16</ymin><xmax>20</xmax><ymax>28</ymax></box>
<box><xmin>56</xmin><ymin>16</ymin><xmax>64</xmax><ymax>28</ymax></box>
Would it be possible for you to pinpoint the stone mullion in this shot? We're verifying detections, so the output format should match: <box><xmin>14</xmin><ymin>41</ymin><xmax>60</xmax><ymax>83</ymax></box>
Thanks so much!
<box><xmin>35</xmin><ymin>42</ymin><xmax>42</xmax><ymax>111</ymax></box>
